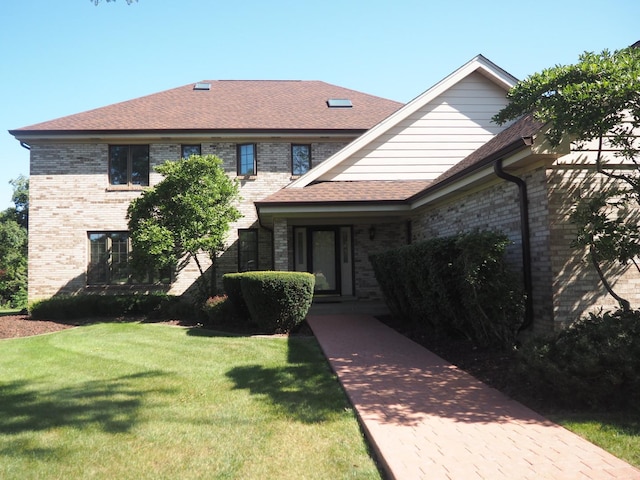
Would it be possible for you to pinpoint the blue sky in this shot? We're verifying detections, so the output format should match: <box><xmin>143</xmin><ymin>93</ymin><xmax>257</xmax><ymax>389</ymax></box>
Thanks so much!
<box><xmin>1</xmin><ymin>0</ymin><xmax>638</xmax><ymax>209</ymax></box>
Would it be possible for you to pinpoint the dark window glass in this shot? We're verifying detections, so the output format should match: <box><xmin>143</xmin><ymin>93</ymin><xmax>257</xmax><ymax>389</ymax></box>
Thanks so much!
<box><xmin>181</xmin><ymin>144</ymin><xmax>201</xmax><ymax>159</ymax></box>
<box><xmin>109</xmin><ymin>145</ymin><xmax>149</xmax><ymax>186</ymax></box>
<box><xmin>237</xmin><ymin>144</ymin><xmax>256</xmax><ymax>175</ymax></box>
<box><xmin>238</xmin><ymin>229</ymin><xmax>258</xmax><ymax>272</ymax></box>
<box><xmin>88</xmin><ymin>233</ymin><xmax>108</xmax><ymax>284</ymax></box>
<box><xmin>292</xmin><ymin>144</ymin><xmax>311</xmax><ymax>175</ymax></box>
<box><xmin>109</xmin><ymin>146</ymin><xmax>129</xmax><ymax>185</ymax></box>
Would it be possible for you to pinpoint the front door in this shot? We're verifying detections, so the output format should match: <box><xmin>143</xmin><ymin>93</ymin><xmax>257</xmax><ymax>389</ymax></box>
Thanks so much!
<box><xmin>310</xmin><ymin>228</ymin><xmax>339</xmax><ymax>294</ymax></box>
<box><xmin>294</xmin><ymin>226</ymin><xmax>353</xmax><ymax>296</ymax></box>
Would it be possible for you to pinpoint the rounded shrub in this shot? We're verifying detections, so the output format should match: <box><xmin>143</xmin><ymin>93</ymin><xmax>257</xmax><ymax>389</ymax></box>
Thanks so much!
<box><xmin>222</xmin><ymin>273</ymin><xmax>250</xmax><ymax>320</ymax></box>
<box><xmin>239</xmin><ymin>271</ymin><xmax>315</xmax><ymax>333</ymax></box>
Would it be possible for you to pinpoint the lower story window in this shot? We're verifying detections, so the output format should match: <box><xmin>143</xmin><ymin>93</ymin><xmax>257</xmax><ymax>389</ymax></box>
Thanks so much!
<box><xmin>87</xmin><ymin>232</ymin><xmax>170</xmax><ymax>285</ymax></box>
<box><xmin>238</xmin><ymin>229</ymin><xmax>258</xmax><ymax>272</ymax></box>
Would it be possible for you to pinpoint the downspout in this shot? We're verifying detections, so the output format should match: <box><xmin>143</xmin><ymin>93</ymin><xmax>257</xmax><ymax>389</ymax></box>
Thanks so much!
<box><xmin>493</xmin><ymin>153</ymin><xmax>534</xmax><ymax>331</ymax></box>
<box><xmin>20</xmin><ymin>142</ymin><xmax>31</xmax><ymax>150</ymax></box>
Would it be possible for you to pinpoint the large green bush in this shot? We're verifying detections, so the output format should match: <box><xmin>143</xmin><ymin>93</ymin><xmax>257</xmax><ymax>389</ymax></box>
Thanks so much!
<box><xmin>370</xmin><ymin>230</ymin><xmax>524</xmax><ymax>347</ymax></box>
<box><xmin>514</xmin><ymin>309</ymin><xmax>640</xmax><ymax>410</ymax></box>
<box><xmin>238</xmin><ymin>271</ymin><xmax>315</xmax><ymax>333</ymax></box>
<box><xmin>222</xmin><ymin>273</ymin><xmax>250</xmax><ymax>320</ymax></box>
<box><xmin>29</xmin><ymin>293</ymin><xmax>181</xmax><ymax>320</ymax></box>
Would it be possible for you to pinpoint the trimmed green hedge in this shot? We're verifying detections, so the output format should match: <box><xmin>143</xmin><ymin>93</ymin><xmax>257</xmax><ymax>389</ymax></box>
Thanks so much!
<box><xmin>222</xmin><ymin>273</ymin><xmax>250</xmax><ymax>320</ymax></box>
<box><xmin>29</xmin><ymin>293</ymin><xmax>187</xmax><ymax>321</ymax></box>
<box><xmin>370</xmin><ymin>230</ymin><xmax>524</xmax><ymax>347</ymax></box>
<box><xmin>224</xmin><ymin>271</ymin><xmax>314</xmax><ymax>333</ymax></box>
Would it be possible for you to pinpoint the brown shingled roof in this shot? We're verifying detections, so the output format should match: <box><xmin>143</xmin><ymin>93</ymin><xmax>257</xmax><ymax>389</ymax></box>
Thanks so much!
<box><xmin>11</xmin><ymin>80</ymin><xmax>403</xmax><ymax>134</ymax></box>
<box><xmin>256</xmin><ymin>180</ymin><xmax>432</xmax><ymax>206</ymax></box>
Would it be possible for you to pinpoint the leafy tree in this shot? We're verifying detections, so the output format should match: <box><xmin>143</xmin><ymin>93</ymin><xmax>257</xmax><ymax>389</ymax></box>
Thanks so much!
<box><xmin>0</xmin><ymin>176</ymin><xmax>29</xmax><ymax>308</ymax></box>
<box><xmin>127</xmin><ymin>155</ymin><xmax>241</xmax><ymax>299</ymax></box>
<box><xmin>493</xmin><ymin>46</ymin><xmax>640</xmax><ymax>310</ymax></box>
<box><xmin>1</xmin><ymin>175</ymin><xmax>29</xmax><ymax>229</ymax></box>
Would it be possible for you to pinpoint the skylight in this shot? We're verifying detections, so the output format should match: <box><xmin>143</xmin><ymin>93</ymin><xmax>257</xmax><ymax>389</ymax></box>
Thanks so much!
<box><xmin>194</xmin><ymin>82</ymin><xmax>211</xmax><ymax>91</ymax></box>
<box><xmin>327</xmin><ymin>98</ymin><xmax>352</xmax><ymax>108</ymax></box>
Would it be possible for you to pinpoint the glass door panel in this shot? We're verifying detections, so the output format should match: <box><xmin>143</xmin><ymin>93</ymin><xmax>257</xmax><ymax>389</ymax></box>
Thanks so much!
<box><xmin>311</xmin><ymin>230</ymin><xmax>337</xmax><ymax>293</ymax></box>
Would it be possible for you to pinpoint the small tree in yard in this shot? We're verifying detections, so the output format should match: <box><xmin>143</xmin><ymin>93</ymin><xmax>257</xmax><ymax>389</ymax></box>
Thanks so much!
<box><xmin>493</xmin><ymin>46</ymin><xmax>640</xmax><ymax>310</ymax></box>
<box><xmin>127</xmin><ymin>155</ymin><xmax>241</xmax><ymax>300</ymax></box>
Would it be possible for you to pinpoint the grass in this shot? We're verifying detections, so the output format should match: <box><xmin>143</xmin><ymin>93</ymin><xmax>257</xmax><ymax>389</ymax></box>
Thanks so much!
<box><xmin>548</xmin><ymin>411</ymin><xmax>640</xmax><ymax>468</ymax></box>
<box><xmin>0</xmin><ymin>322</ymin><xmax>381</xmax><ymax>479</ymax></box>
<box><xmin>0</xmin><ymin>308</ymin><xmax>21</xmax><ymax>316</ymax></box>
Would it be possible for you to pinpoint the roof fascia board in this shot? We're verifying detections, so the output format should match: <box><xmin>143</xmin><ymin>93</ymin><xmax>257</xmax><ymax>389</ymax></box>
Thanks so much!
<box><xmin>256</xmin><ymin>203</ymin><xmax>411</xmax><ymax>216</ymax></box>
<box><xmin>10</xmin><ymin>130</ymin><xmax>364</xmax><ymax>143</ymax></box>
<box><xmin>288</xmin><ymin>55</ymin><xmax>518</xmax><ymax>189</ymax></box>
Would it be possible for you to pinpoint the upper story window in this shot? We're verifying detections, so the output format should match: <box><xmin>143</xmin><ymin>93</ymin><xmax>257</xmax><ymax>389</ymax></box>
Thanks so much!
<box><xmin>109</xmin><ymin>145</ymin><xmax>149</xmax><ymax>186</ymax></box>
<box><xmin>237</xmin><ymin>143</ymin><xmax>256</xmax><ymax>176</ymax></box>
<box><xmin>181</xmin><ymin>144</ymin><xmax>201</xmax><ymax>159</ymax></box>
<box><xmin>292</xmin><ymin>144</ymin><xmax>311</xmax><ymax>175</ymax></box>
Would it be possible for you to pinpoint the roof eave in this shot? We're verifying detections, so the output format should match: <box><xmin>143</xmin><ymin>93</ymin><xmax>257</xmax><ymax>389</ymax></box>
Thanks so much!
<box><xmin>9</xmin><ymin>128</ymin><xmax>368</xmax><ymax>142</ymax></box>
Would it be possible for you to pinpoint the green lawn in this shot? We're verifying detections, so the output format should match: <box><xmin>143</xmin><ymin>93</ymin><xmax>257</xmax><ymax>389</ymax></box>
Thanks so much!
<box><xmin>549</xmin><ymin>411</ymin><xmax>640</xmax><ymax>468</ymax></box>
<box><xmin>0</xmin><ymin>323</ymin><xmax>381</xmax><ymax>479</ymax></box>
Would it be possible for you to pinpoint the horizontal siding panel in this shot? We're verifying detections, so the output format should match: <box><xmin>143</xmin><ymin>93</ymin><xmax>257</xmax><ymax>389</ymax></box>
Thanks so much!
<box><xmin>338</xmin><ymin>164</ymin><xmax>459</xmax><ymax>173</ymax></box>
<box><xmin>390</xmin><ymin>123</ymin><xmax>505</xmax><ymax>137</ymax></box>
<box><xmin>339</xmin><ymin>157</ymin><xmax>465</xmax><ymax>167</ymax></box>
<box><xmin>375</xmin><ymin>133</ymin><xmax>495</xmax><ymax>144</ymax></box>
<box><xmin>325</xmin><ymin>171</ymin><xmax>444</xmax><ymax>181</ymax></box>
<box><xmin>352</xmin><ymin>148</ymin><xmax>475</xmax><ymax>160</ymax></box>
<box><xmin>317</xmin><ymin>71</ymin><xmax>510</xmax><ymax>182</ymax></box>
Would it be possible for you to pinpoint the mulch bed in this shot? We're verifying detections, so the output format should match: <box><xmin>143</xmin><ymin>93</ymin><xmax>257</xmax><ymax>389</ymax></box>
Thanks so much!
<box><xmin>0</xmin><ymin>315</ymin><xmax>200</xmax><ymax>340</ymax></box>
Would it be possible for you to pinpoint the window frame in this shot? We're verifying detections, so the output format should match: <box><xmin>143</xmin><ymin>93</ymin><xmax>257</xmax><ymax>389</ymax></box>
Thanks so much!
<box><xmin>181</xmin><ymin>144</ymin><xmax>201</xmax><ymax>159</ymax></box>
<box><xmin>108</xmin><ymin>145</ymin><xmax>150</xmax><ymax>187</ymax></box>
<box><xmin>87</xmin><ymin>231</ymin><xmax>171</xmax><ymax>286</ymax></box>
<box><xmin>238</xmin><ymin>228</ymin><xmax>259</xmax><ymax>272</ymax></box>
<box><xmin>291</xmin><ymin>144</ymin><xmax>312</xmax><ymax>175</ymax></box>
<box><xmin>237</xmin><ymin>143</ymin><xmax>257</xmax><ymax>176</ymax></box>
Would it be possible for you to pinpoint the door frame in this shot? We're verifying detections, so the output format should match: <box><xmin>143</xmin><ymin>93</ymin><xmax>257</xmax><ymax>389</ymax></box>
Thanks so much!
<box><xmin>293</xmin><ymin>225</ymin><xmax>354</xmax><ymax>296</ymax></box>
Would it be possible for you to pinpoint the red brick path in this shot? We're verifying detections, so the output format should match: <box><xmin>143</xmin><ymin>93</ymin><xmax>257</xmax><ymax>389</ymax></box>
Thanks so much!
<box><xmin>307</xmin><ymin>314</ymin><xmax>640</xmax><ymax>480</ymax></box>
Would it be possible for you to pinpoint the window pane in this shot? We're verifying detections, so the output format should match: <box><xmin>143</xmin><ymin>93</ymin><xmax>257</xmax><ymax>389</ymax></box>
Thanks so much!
<box><xmin>109</xmin><ymin>146</ymin><xmax>129</xmax><ymax>185</ymax></box>
<box><xmin>238</xmin><ymin>229</ymin><xmax>258</xmax><ymax>272</ymax></box>
<box><xmin>238</xmin><ymin>144</ymin><xmax>255</xmax><ymax>175</ymax></box>
<box><xmin>110</xmin><ymin>233</ymin><xmax>130</xmax><ymax>284</ymax></box>
<box><xmin>88</xmin><ymin>233</ymin><xmax>108</xmax><ymax>284</ymax></box>
<box><xmin>181</xmin><ymin>145</ymin><xmax>201</xmax><ymax>159</ymax></box>
<box><xmin>292</xmin><ymin>145</ymin><xmax>311</xmax><ymax>175</ymax></box>
<box><xmin>130</xmin><ymin>145</ymin><xmax>149</xmax><ymax>186</ymax></box>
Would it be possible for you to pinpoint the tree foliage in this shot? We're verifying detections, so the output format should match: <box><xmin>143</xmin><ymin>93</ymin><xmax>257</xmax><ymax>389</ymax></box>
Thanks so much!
<box><xmin>127</xmin><ymin>155</ymin><xmax>241</xmax><ymax>298</ymax></box>
<box><xmin>0</xmin><ymin>177</ymin><xmax>28</xmax><ymax>308</ymax></box>
<box><xmin>493</xmin><ymin>46</ymin><xmax>640</xmax><ymax>310</ymax></box>
<box><xmin>2</xmin><ymin>175</ymin><xmax>29</xmax><ymax>229</ymax></box>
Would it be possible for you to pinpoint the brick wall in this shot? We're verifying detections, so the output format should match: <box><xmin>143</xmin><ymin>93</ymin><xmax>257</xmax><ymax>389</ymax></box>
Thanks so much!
<box><xmin>28</xmin><ymin>139</ymin><xmax>348</xmax><ymax>301</ymax></box>
<box><xmin>408</xmin><ymin>163</ymin><xmax>640</xmax><ymax>333</ymax></box>
<box><xmin>410</xmin><ymin>168</ymin><xmax>557</xmax><ymax>333</ymax></box>
<box><xmin>547</xmin><ymin>166</ymin><xmax>640</xmax><ymax>326</ymax></box>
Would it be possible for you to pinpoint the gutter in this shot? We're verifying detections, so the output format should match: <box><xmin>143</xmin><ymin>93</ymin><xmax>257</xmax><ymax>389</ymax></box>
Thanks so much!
<box><xmin>493</xmin><ymin>150</ymin><xmax>534</xmax><ymax>332</ymax></box>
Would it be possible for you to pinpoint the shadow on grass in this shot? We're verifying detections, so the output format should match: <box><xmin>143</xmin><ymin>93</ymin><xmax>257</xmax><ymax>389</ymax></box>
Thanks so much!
<box><xmin>0</xmin><ymin>371</ymin><xmax>173</xmax><ymax>436</ymax></box>
<box><xmin>226</xmin><ymin>338</ymin><xmax>347</xmax><ymax>424</ymax></box>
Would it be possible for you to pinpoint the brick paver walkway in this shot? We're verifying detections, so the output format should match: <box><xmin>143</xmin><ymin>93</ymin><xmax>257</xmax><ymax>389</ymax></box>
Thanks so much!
<box><xmin>307</xmin><ymin>313</ymin><xmax>640</xmax><ymax>480</ymax></box>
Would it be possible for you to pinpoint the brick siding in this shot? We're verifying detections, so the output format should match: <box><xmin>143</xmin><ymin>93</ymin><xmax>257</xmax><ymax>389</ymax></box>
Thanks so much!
<box><xmin>28</xmin><ymin>140</ymin><xmax>348</xmax><ymax>301</ymax></box>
